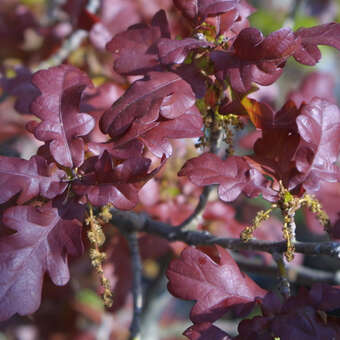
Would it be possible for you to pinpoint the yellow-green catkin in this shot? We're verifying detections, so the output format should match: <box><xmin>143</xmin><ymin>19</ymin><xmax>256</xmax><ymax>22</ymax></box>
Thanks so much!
<box><xmin>241</xmin><ymin>205</ymin><xmax>277</xmax><ymax>241</ymax></box>
<box><xmin>215</xmin><ymin>111</ymin><xmax>243</xmax><ymax>155</ymax></box>
<box><xmin>241</xmin><ymin>181</ymin><xmax>330</xmax><ymax>263</ymax></box>
<box><xmin>86</xmin><ymin>205</ymin><xmax>113</xmax><ymax>308</ymax></box>
<box><xmin>301</xmin><ymin>194</ymin><xmax>330</xmax><ymax>232</ymax></box>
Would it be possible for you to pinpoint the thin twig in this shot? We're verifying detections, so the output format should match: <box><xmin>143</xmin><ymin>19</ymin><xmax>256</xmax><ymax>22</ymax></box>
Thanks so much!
<box><xmin>178</xmin><ymin>127</ymin><xmax>221</xmax><ymax>230</ymax></box>
<box><xmin>126</xmin><ymin>232</ymin><xmax>143</xmax><ymax>340</ymax></box>
<box><xmin>178</xmin><ymin>185</ymin><xmax>214</xmax><ymax>229</ymax></box>
<box><xmin>34</xmin><ymin>0</ymin><xmax>100</xmax><ymax>71</ymax></box>
<box><xmin>272</xmin><ymin>252</ymin><xmax>291</xmax><ymax>298</ymax></box>
<box><xmin>109</xmin><ymin>209</ymin><xmax>340</xmax><ymax>259</ymax></box>
<box><xmin>232</xmin><ymin>252</ymin><xmax>340</xmax><ymax>286</ymax></box>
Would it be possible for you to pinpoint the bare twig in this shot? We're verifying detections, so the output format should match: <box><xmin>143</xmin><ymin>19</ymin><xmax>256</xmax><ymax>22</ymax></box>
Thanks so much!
<box><xmin>126</xmin><ymin>232</ymin><xmax>143</xmax><ymax>340</ymax></box>
<box><xmin>178</xmin><ymin>185</ymin><xmax>215</xmax><ymax>229</ymax></box>
<box><xmin>272</xmin><ymin>252</ymin><xmax>291</xmax><ymax>298</ymax></box>
<box><xmin>109</xmin><ymin>209</ymin><xmax>340</xmax><ymax>259</ymax></box>
<box><xmin>178</xmin><ymin>127</ymin><xmax>222</xmax><ymax>230</ymax></box>
<box><xmin>34</xmin><ymin>0</ymin><xmax>100</xmax><ymax>71</ymax></box>
<box><xmin>232</xmin><ymin>252</ymin><xmax>340</xmax><ymax>286</ymax></box>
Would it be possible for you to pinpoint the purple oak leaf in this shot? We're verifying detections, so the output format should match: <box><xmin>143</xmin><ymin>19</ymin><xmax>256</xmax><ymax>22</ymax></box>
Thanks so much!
<box><xmin>158</xmin><ymin>38</ymin><xmax>214</xmax><ymax>65</ymax></box>
<box><xmin>0</xmin><ymin>155</ymin><xmax>67</xmax><ymax>204</ymax></box>
<box><xmin>167</xmin><ymin>246</ymin><xmax>267</xmax><ymax>323</ymax></box>
<box><xmin>100</xmin><ymin>71</ymin><xmax>196</xmax><ymax>139</ymax></box>
<box><xmin>179</xmin><ymin>152</ymin><xmax>275</xmax><ymax>202</ymax></box>
<box><xmin>73</xmin><ymin>151</ymin><xmax>151</xmax><ymax>209</ymax></box>
<box><xmin>173</xmin><ymin>0</ymin><xmax>239</xmax><ymax>25</ymax></box>
<box><xmin>106</xmin><ymin>9</ymin><xmax>170</xmax><ymax>75</ymax></box>
<box><xmin>0</xmin><ymin>201</ymin><xmax>84</xmax><ymax>321</ymax></box>
<box><xmin>294</xmin><ymin>23</ymin><xmax>340</xmax><ymax>65</ymax></box>
<box><xmin>140</xmin><ymin>105</ymin><xmax>203</xmax><ymax>158</ymax></box>
<box><xmin>211</xmin><ymin>27</ymin><xmax>299</xmax><ymax>93</ymax></box>
<box><xmin>293</xmin><ymin>98</ymin><xmax>340</xmax><ymax>192</ymax></box>
<box><xmin>30</xmin><ymin>65</ymin><xmax>95</xmax><ymax>168</ymax></box>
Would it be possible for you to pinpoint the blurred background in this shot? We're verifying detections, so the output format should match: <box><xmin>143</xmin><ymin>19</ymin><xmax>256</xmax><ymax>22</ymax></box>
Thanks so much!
<box><xmin>0</xmin><ymin>0</ymin><xmax>340</xmax><ymax>339</ymax></box>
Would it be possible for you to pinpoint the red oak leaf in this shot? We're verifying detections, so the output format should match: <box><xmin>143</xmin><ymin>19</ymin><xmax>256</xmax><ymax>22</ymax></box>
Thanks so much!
<box><xmin>173</xmin><ymin>0</ymin><xmax>240</xmax><ymax>25</ymax></box>
<box><xmin>175</xmin><ymin>63</ymin><xmax>210</xmax><ymax>99</ymax></box>
<box><xmin>294</xmin><ymin>23</ymin><xmax>340</xmax><ymax>66</ymax></box>
<box><xmin>140</xmin><ymin>105</ymin><xmax>203</xmax><ymax>158</ymax></box>
<box><xmin>73</xmin><ymin>151</ymin><xmax>151</xmax><ymax>209</ymax></box>
<box><xmin>0</xmin><ymin>155</ymin><xmax>67</xmax><ymax>204</ymax></box>
<box><xmin>205</xmin><ymin>0</ymin><xmax>255</xmax><ymax>42</ymax></box>
<box><xmin>239</xmin><ymin>99</ymin><xmax>301</xmax><ymax>189</ymax></box>
<box><xmin>212</xmin><ymin>24</ymin><xmax>340</xmax><ymax>93</ymax></box>
<box><xmin>100</xmin><ymin>71</ymin><xmax>196</xmax><ymax>139</ymax></box>
<box><xmin>211</xmin><ymin>27</ymin><xmax>299</xmax><ymax>92</ymax></box>
<box><xmin>167</xmin><ymin>246</ymin><xmax>267</xmax><ymax>323</ymax></box>
<box><xmin>158</xmin><ymin>38</ymin><xmax>214</xmax><ymax>65</ymax></box>
<box><xmin>0</xmin><ymin>201</ymin><xmax>84</xmax><ymax>321</ymax></box>
<box><xmin>106</xmin><ymin>10</ymin><xmax>170</xmax><ymax>75</ymax></box>
<box><xmin>292</xmin><ymin>98</ymin><xmax>340</xmax><ymax>192</ymax></box>
<box><xmin>270</xmin><ymin>306</ymin><xmax>336</xmax><ymax>340</ymax></box>
<box><xmin>179</xmin><ymin>152</ymin><xmax>276</xmax><ymax>202</ymax></box>
<box><xmin>236</xmin><ymin>284</ymin><xmax>340</xmax><ymax>340</ymax></box>
<box><xmin>30</xmin><ymin>65</ymin><xmax>95</xmax><ymax>168</ymax></box>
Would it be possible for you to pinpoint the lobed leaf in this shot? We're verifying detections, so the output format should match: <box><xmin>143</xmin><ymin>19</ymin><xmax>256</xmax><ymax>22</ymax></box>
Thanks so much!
<box><xmin>294</xmin><ymin>23</ymin><xmax>340</xmax><ymax>65</ymax></box>
<box><xmin>212</xmin><ymin>24</ymin><xmax>340</xmax><ymax>93</ymax></box>
<box><xmin>100</xmin><ymin>71</ymin><xmax>196</xmax><ymax>139</ymax></box>
<box><xmin>140</xmin><ymin>105</ymin><xmax>203</xmax><ymax>158</ymax></box>
<box><xmin>0</xmin><ymin>201</ymin><xmax>84</xmax><ymax>321</ymax></box>
<box><xmin>173</xmin><ymin>0</ymin><xmax>239</xmax><ymax>25</ymax></box>
<box><xmin>167</xmin><ymin>246</ymin><xmax>267</xmax><ymax>323</ymax></box>
<box><xmin>179</xmin><ymin>152</ymin><xmax>275</xmax><ymax>202</ymax></box>
<box><xmin>106</xmin><ymin>9</ymin><xmax>169</xmax><ymax>75</ymax></box>
<box><xmin>30</xmin><ymin>65</ymin><xmax>95</xmax><ymax>168</ymax></box>
<box><xmin>158</xmin><ymin>38</ymin><xmax>214</xmax><ymax>65</ymax></box>
<box><xmin>73</xmin><ymin>151</ymin><xmax>151</xmax><ymax>209</ymax></box>
<box><xmin>211</xmin><ymin>27</ymin><xmax>299</xmax><ymax>92</ymax></box>
<box><xmin>0</xmin><ymin>155</ymin><xmax>67</xmax><ymax>204</ymax></box>
<box><xmin>293</xmin><ymin>98</ymin><xmax>340</xmax><ymax>192</ymax></box>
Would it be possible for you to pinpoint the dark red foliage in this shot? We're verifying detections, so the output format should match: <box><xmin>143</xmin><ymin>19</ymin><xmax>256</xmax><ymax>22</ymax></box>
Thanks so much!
<box><xmin>100</xmin><ymin>71</ymin><xmax>201</xmax><ymax>156</ymax></box>
<box><xmin>1</xmin><ymin>0</ymin><xmax>340</xmax><ymax>338</ymax></box>
<box><xmin>211</xmin><ymin>27</ymin><xmax>299</xmax><ymax>92</ymax></box>
<box><xmin>29</xmin><ymin>65</ymin><xmax>95</xmax><ymax>168</ymax></box>
<box><xmin>293</xmin><ymin>98</ymin><xmax>340</xmax><ymax>192</ymax></box>
<box><xmin>167</xmin><ymin>246</ymin><xmax>267</xmax><ymax>323</ymax></box>
<box><xmin>73</xmin><ymin>151</ymin><xmax>151</xmax><ymax>209</ymax></box>
<box><xmin>179</xmin><ymin>152</ymin><xmax>276</xmax><ymax>202</ymax></box>
<box><xmin>106</xmin><ymin>10</ymin><xmax>170</xmax><ymax>75</ymax></box>
<box><xmin>293</xmin><ymin>23</ymin><xmax>340</xmax><ymax>65</ymax></box>
<box><xmin>211</xmin><ymin>23</ymin><xmax>340</xmax><ymax>93</ymax></box>
<box><xmin>235</xmin><ymin>285</ymin><xmax>340</xmax><ymax>340</ymax></box>
<box><xmin>158</xmin><ymin>38</ymin><xmax>214</xmax><ymax>65</ymax></box>
<box><xmin>173</xmin><ymin>0</ymin><xmax>243</xmax><ymax>25</ymax></box>
<box><xmin>0</xmin><ymin>155</ymin><xmax>66</xmax><ymax>204</ymax></box>
<box><xmin>0</xmin><ymin>201</ymin><xmax>84</xmax><ymax>321</ymax></box>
